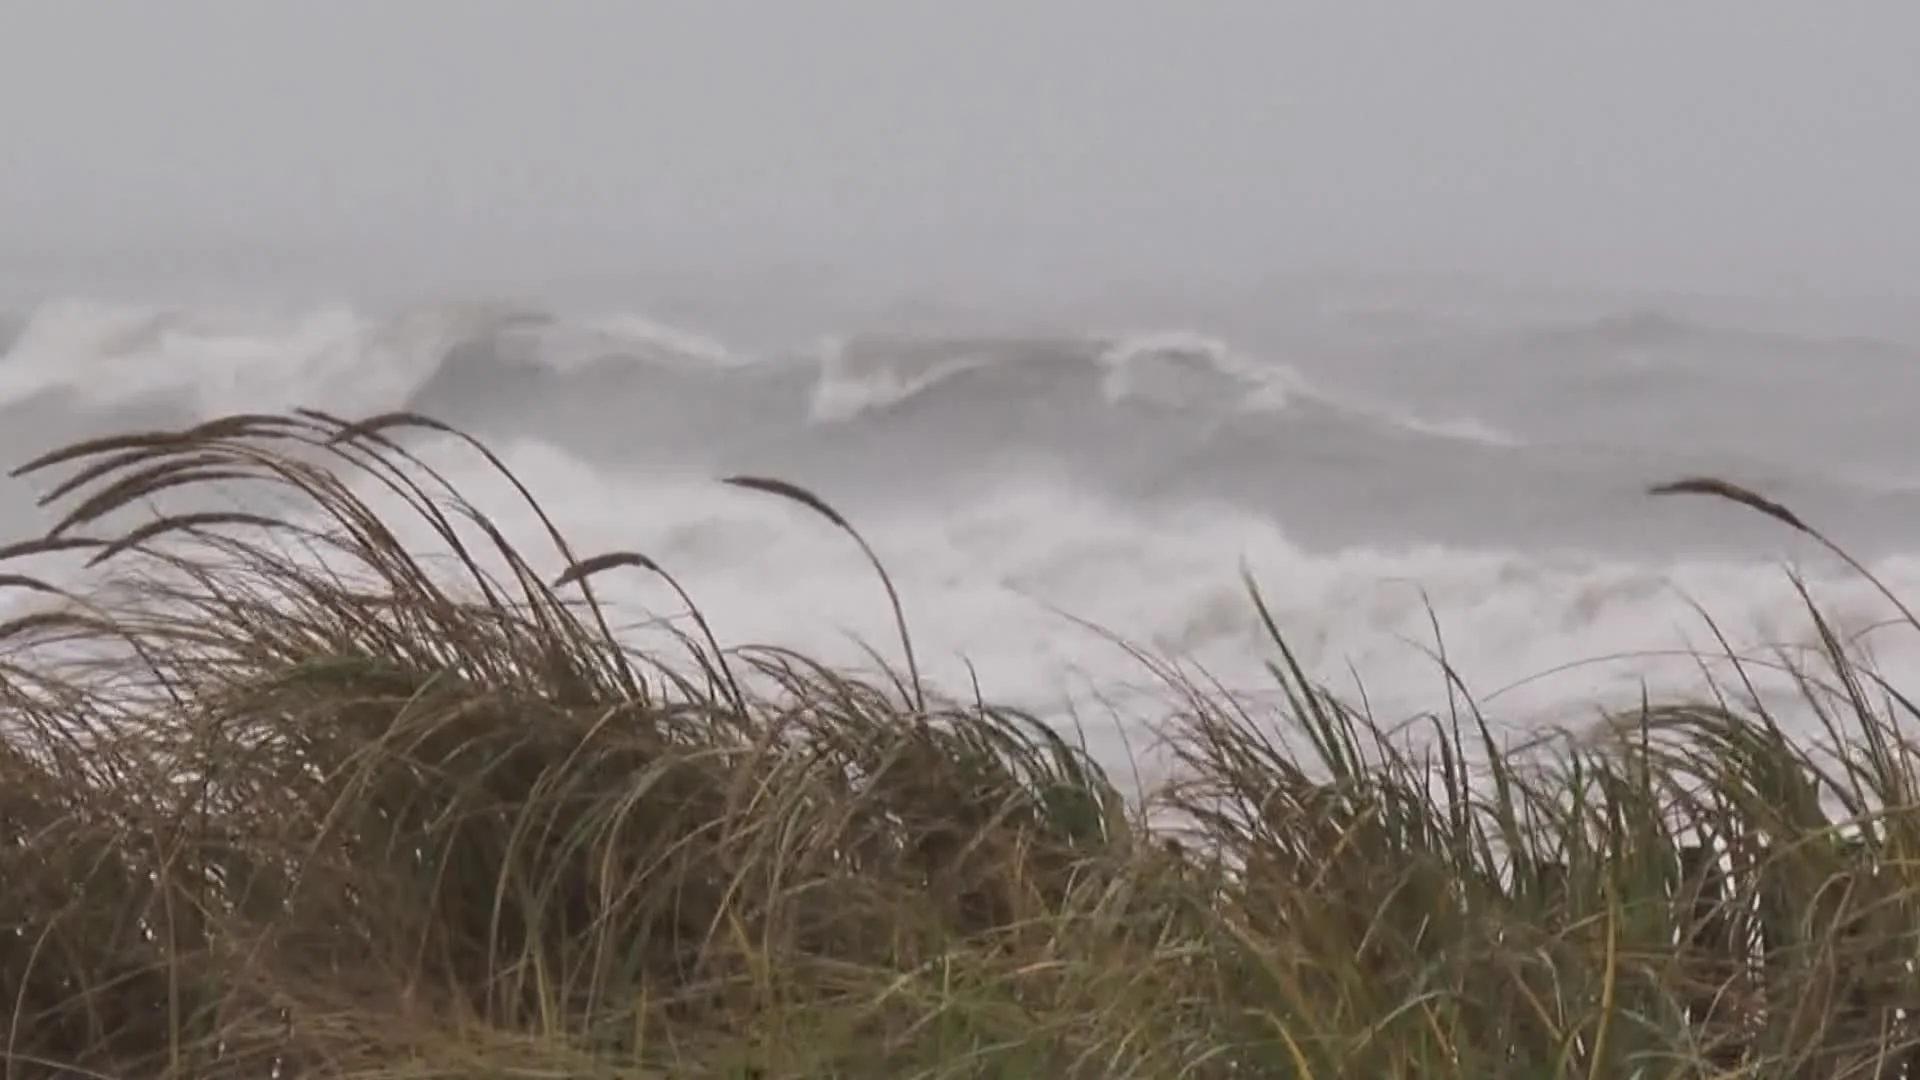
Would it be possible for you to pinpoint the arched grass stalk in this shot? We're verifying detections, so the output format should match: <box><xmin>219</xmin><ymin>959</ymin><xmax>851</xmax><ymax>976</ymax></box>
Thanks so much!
<box><xmin>721</xmin><ymin>474</ymin><xmax>925</xmax><ymax>714</ymax></box>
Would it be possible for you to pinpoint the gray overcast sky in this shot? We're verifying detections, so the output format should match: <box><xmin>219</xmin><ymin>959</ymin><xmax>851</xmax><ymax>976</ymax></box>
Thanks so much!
<box><xmin>2</xmin><ymin>3</ymin><xmax>1917</xmax><ymax>304</ymax></box>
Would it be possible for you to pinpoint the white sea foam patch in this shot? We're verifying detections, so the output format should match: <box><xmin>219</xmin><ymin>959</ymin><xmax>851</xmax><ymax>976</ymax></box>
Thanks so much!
<box><xmin>1095</xmin><ymin>330</ymin><xmax>1308</xmax><ymax>411</ymax></box>
<box><xmin>803</xmin><ymin>333</ymin><xmax>1004</xmax><ymax>424</ymax></box>
<box><xmin>208</xmin><ymin>435</ymin><xmax>1918</xmax><ymax>763</ymax></box>
<box><xmin>0</xmin><ymin>297</ymin><xmax>750</xmax><ymax>420</ymax></box>
<box><xmin>536</xmin><ymin>311</ymin><xmax>748</xmax><ymax>373</ymax></box>
<box><xmin>1094</xmin><ymin>330</ymin><xmax>1523</xmax><ymax>446</ymax></box>
<box><xmin>3</xmin><ymin>428</ymin><xmax>1912</xmax><ymax>778</ymax></box>
<box><xmin>0</xmin><ymin>298</ymin><xmax>474</xmax><ymax>415</ymax></box>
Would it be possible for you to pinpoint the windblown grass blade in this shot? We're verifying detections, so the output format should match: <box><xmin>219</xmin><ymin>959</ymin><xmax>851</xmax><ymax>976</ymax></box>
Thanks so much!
<box><xmin>1648</xmin><ymin>475</ymin><xmax>1811</xmax><ymax>533</ymax></box>
<box><xmin>553</xmin><ymin>550</ymin><xmax>663</xmax><ymax>588</ymax></box>
<box><xmin>8</xmin><ymin>427</ymin><xmax>198</xmax><ymax>479</ymax></box>
<box><xmin>85</xmin><ymin>511</ymin><xmax>290</xmax><ymax>566</ymax></box>
<box><xmin>0</xmin><ymin>535</ymin><xmax>108</xmax><ymax>562</ymax></box>
<box><xmin>723</xmin><ymin>474</ymin><xmax>924</xmax><ymax>713</ymax></box>
<box><xmin>1650</xmin><ymin>472</ymin><xmax>1920</xmax><ymax>641</ymax></box>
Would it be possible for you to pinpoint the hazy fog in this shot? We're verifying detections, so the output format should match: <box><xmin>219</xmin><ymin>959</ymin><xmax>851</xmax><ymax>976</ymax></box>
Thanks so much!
<box><xmin>3</xmin><ymin>3</ymin><xmax>1917</xmax><ymax>307</ymax></box>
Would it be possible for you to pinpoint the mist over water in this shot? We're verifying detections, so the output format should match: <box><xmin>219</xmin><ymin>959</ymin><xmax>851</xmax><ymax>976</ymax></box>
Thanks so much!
<box><xmin>5</xmin><ymin>4</ymin><xmax>1920</xmax><ymax>767</ymax></box>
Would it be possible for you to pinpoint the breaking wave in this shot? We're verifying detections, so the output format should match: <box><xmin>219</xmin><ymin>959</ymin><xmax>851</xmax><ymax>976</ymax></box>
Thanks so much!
<box><xmin>3</xmin><ymin>293</ymin><xmax>1919</xmax><ymax>752</ymax></box>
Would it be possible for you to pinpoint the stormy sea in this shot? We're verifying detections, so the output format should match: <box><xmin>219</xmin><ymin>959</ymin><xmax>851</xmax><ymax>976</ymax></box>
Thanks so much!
<box><xmin>3</xmin><ymin>285</ymin><xmax>1916</xmax><ymax>770</ymax></box>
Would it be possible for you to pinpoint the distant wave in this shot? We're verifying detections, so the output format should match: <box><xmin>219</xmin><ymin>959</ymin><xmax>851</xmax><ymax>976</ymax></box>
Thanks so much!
<box><xmin>9</xmin><ymin>294</ymin><xmax>1920</xmax><ymax>562</ymax></box>
<box><xmin>0</xmin><ymin>295</ymin><xmax>1523</xmax><ymax>448</ymax></box>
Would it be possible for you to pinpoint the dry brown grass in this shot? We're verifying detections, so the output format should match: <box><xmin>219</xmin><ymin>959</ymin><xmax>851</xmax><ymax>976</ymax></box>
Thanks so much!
<box><xmin>2</xmin><ymin>410</ymin><xmax>1920</xmax><ymax>1078</ymax></box>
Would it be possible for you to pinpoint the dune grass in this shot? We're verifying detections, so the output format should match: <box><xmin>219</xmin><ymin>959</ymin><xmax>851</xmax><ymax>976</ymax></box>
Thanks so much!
<box><xmin>3</xmin><ymin>411</ymin><xmax>1920</xmax><ymax>1077</ymax></box>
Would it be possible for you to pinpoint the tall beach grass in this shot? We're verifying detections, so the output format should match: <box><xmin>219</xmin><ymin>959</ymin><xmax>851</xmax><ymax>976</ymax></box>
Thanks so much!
<box><xmin>2</xmin><ymin>410</ymin><xmax>1919</xmax><ymax>1077</ymax></box>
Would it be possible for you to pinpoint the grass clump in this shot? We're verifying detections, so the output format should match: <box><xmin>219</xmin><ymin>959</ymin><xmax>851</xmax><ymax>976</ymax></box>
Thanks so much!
<box><xmin>1</xmin><ymin>410</ymin><xmax>1920</xmax><ymax>1077</ymax></box>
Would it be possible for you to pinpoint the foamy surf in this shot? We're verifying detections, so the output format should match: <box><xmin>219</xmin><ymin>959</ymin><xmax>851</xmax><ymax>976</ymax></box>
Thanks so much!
<box><xmin>360</xmin><ymin>438</ymin><xmax>1920</xmax><ymax>738</ymax></box>
<box><xmin>1</xmin><ymin>293</ymin><xmax>1917</xmax><ymax>774</ymax></box>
